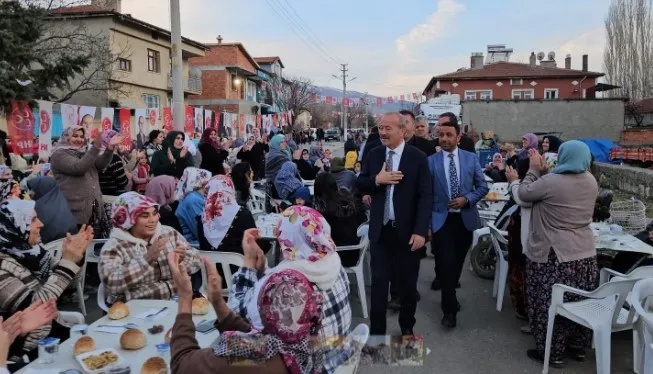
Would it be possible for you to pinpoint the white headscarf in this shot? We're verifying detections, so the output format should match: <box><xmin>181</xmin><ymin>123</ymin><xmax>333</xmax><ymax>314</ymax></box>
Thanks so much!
<box><xmin>202</xmin><ymin>175</ymin><xmax>240</xmax><ymax>249</ymax></box>
<box><xmin>174</xmin><ymin>167</ymin><xmax>212</xmax><ymax>201</ymax></box>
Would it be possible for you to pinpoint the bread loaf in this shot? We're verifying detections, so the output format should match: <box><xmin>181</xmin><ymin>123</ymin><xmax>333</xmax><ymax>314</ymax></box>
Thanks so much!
<box><xmin>120</xmin><ymin>329</ymin><xmax>146</xmax><ymax>350</ymax></box>
<box><xmin>108</xmin><ymin>301</ymin><xmax>129</xmax><ymax>320</ymax></box>
<box><xmin>73</xmin><ymin>336</ymin><xmax>96</xmax><ymax>356</ymax></box>
<box><xmin>191</xmin><ymin>298</ymin><xmax>209</xmax><ymax>315</ymax></box>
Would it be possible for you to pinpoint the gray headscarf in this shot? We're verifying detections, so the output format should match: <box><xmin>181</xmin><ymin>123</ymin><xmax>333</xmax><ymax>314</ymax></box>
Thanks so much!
<box><xmin>26</xmin><ymin>176</ymin><xmax>78</xmax><ymax>243</ymax></box>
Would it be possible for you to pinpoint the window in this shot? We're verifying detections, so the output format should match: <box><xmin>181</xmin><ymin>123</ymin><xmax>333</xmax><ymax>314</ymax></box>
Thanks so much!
<box><xmin>544</xmin><ymin>88</ymin><xmax>559</xmax><ymax>99</ymax></box>
<box><xmin>464</xmin><ymin>91</ymin><xmax>477</xmax><ymax>100</ymax></box>
<box><xmin>142</xmin><ymin>94</ymin><xmax>160</xmax><ymax>110</ymax></box>
<box><xmin>510</xmin><ymin>78</ymin><xmax>523</xmax><ymax>85</ymax></box>
<box><xmin>246</xmin><ymin>80</ymin><xmax>257</xmax><ymax>102</ymax></box>
<box><xmin>479</xmin><ymin>90</ymin><xmax>492</xmax><ymax>100</ymax></box>
<box><xmin>147</xmin><ymin>49</ymin><xmax>160</xmax><ymax>72</ymax></box>
<box><xmin>464</xmin><ymin>90</ymin><xmax>492</xmax><ymax>100</ymax></box>
<box><xmin>512</xmin><ymin>89</ymin><xmax>534</xmax><ymax>100</ymax></box>
<box><xmin>118</xmin><ymin>58</ymin><xmax>131</xmax><ymax>71</ymax></box>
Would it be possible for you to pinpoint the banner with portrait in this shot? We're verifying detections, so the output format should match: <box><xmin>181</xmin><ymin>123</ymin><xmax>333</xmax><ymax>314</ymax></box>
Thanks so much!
<box><xmin>6</xmin><ymin>101</ymin><xmax>35</xmax><ymax>155</ymax></box>
<box><xmin>37</xmin><ymin>100</ymin><xmax>53</xmax><ymax>160</ymax></box>
<box><xmin>184</xmin><ymin>106</ymin><xmax>194</xmax><ymax>138</ymax></box>
<box><xmin>148</xmin><ymin>108</ymin><xmax>159</xmax><ymax>132</ymax></box>
<box><xmin>134</xmin><ymin>109</ymin><xmax>147</xmax><ymax>149</ymax></box>
<box><xmin>194</xmin><ymin>107</ymin><xmax>203</xmax><ymax>138</ymax></box>
<box><xmin>204</xmin><ymin>109</ymin><xmax>212</xmax><ymax>131</ymax></box>
<box><xmin>163</xmin><ymin>107</ymin><xmax>173</xmax><ymax>134</ymax></box>
<box><xmin>78</xmin><ymin>106</ymin><xmax>97</xmax><ymax>138</ymax></box>
<box><xmin>119</xmin><ymin>108</ymin><xmax>132</xmax><ymax>152</ymax></box>
<box><xmin>100</xmin><ymin>108</ymin><xmax>114</xmax><ymax>132</ymax></box>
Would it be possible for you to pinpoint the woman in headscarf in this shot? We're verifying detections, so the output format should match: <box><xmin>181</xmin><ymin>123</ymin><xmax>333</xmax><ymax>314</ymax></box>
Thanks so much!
<box><xmin>227</xmin><ymin>207</ymin><xmax>351</xmax><ymax>374</ymax></box>
<box><xmin>237</xmin><ymin>134</ymin><xmax>268</xmax><ymax>180</ymax></box>
<box><xmin>169</xmin><ymin>252</ymin><xmax>326</xmax><ymax>374</ymax></box>
<box><xmin>274</xmin><ymin>162</ymin><xmax>310</xmax><ymax>203</ymax></box>
<box><xmin>542</xmin><ymin>135</ymin><xmax>562</xmax><ymax>168</ymax></box>
<box><xmin>0</xmin><ymin>179</ymin><xmax>11</xmax><ymax>202</ymax></box>
<box><xmin>518</xmin><ymin>141</ymin><xmax>598</xmax><ymax>366</ymax></box>
<box><xmin>293</xmin><ymin>149</ymin><xmax>322</xmax><ymax>181</ymax></box>
<box><xmin>50</xmin><ymin>126</ymin><xmax>121</xmax><ymax>238</ymax></box>
<box><xmin>150</xmin><ymin>131</ymin><xmax>194</xmax><ymax>179</ymax></box>
<box><xmin>98</xmin><ymin>192</ymin><xmax>201</xmax><ymax>304</ymax></box>
<box><xmin>144</xmin><ymin>129</ymin><xmax>164</xmax><ymax>163</ymax></box>
<box><xmin>231</xmin><ymin>162</ymin><xmax>253</xmax><ymax>206</ymax></box>
<box><xmin>26</xmin><ymin>177</ymin><xmax>78</xmax><ymax>244</ymax></box>
<box><xmin>264</xmin><ymin>134</ymin><xmax>290</xmax><ymax>182</ymax></box>
<box><xmin>308</xmin><ymin>145</ymin><xmax>324</xmax><ymax>165</ymax></box>
<box><xmin>198</xmin><ymin>175</ymin><xmax>262</xmax><ymax>254</ymax></box>
<box><xmin>519</xmin><ymin>133</ymin><xmax>539</xmax><ymax>160</ymax></box>
<box><xmin>198</xmin><ymin>128</ymin><xmax>229</xmax><ymax>176</ymax></box>
<box><xmin>321</xmin><ymin>149</ymin><xmax>332</xmax><ymax>172</ymax></box>
<box><xmin>97</xmin><ymin>130</ymin><xmax>129</xmax><ymax>196</ymax></box>
<box><xmin>0</xmin><ymin>200</ymin><xmax>93</xmax><ymax>365</ymax></box>
<box><xmin>484</xmin><ymin>152</ymin><xmax>507</xmax><ymax>182</ymax></box>
<box><xmin>174</xmin><ymin>167</ymin><xmax>212</xmax><ymax>243</ymax></box>
<box><xmin>145</xmin><ymin>175</ymin><xmax>182</xmax><ymax>233</ymax></box>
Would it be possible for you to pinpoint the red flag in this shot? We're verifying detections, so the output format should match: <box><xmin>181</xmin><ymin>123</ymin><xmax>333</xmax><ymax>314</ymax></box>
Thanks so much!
<box><xmin>387</xmin><ymin>97</ymin><xmax>394</xmax><ymax>104</ymax></box>
<box><xmin>238</xmin><ymin>114</ymin><xmax>245</xmax><ymax>137</ymax></box>
<box><xmin>376</xmin><ymin>98</ymin><xmax>382</xmax><ymax>106</ymax></box>
<box><xmin>310</xmin><ymin>93</ymin><xmax>316</xmax><ymax>103</ymax></box>
<box><xmin>343</xmin><ymin>98</ymin><xmax>349</xmax><ymax>106</ymax></box>
<box><xmin>118</xmin><ymin>108</ymin><xmax>132</xmax><ymax>152</ymax></box>
<box><xmin>6</xmin><ymin>101</ymin><xmax>35</xmax><ymax>155</ymax></box>
<box><xmin>162</xmin><ymin>107</ymin><xmax>173</xmax><ymax>133</ymax></box>
<box><xmin>184</xmin><ymin>106</ymin><xmax>194</xmax><ymax>138</ymax></box>
<box><xmin>256</xmin><ymin>115</ymin><xmax>262</xmax><ymax>129</ymax></box>
<box><xmin>326</xmin><ymin>96</ymin><xmax>333</xmax><ymax>105</ymax></box>
<box><xmin>213</xmin><ymin>112</ymin><xmax>220</xmax><ymax>130</ymax></box>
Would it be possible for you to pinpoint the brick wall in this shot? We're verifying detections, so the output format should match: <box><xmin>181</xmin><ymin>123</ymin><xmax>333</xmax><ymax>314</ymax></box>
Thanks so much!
<box><xmin>434</xmin><ymin>77</ymin><xmax>597</xmax><ymax>100</ymax></box>
<box><xmin>194</xmin><ymin>70</ymin><xmax>226</xmax><ymax>100</ymax></box>
<box><xmin>621</xmin><ymin>128</ymin><xmax>653</xmax><ymax>146</ymax></box>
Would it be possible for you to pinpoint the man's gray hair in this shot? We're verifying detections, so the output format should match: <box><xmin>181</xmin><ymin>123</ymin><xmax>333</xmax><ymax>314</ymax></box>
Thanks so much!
<box><xmin>415</xmin><ymin>115</ymin><xmax>427</xmax><ymax>122</ymax></box>
<box><xmin>382</xmin><ymin>112</ymin><xmax>406</xmax><ymax>129</ymax></box>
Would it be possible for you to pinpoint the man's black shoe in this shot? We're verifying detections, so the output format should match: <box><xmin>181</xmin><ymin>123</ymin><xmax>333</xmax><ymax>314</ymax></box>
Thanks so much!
<box><xmin>401</xmin><ymin>329</ymin><xmax>414</xmax><ymax>336</ymax></box>
<box><xmin>441</xmin><ymin>314</ymin><xmax>456</xmax><ymax>328</ymax></box>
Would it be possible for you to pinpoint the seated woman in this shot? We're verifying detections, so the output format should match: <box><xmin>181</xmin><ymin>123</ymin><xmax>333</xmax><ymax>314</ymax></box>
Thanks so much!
<box><xmin>314</xmin><ymin>173</ymin><xmax>366</xmax><ymax>267</ymax></box>
<box><xmin>274</xmin><ymin>161</ymin><xmax>310</xmax><ymax>204</ymax></box>
<box><xmin>231</xmin><ymin>162</ymin><xmax>253</xmax><ymax>206</ymax></box>
<box><xmin>175</xmin><ymin>167</ymin><xmax>212</xmax><ymax>244</ymax></box>
<box><xmin>485</xmin><ymin>152</ymin><xmax>508</xmax><ymax>182</ymax></box>
<box><xmin>329</xmin><ymin>157</ymin><xmax>357</xmax><ymax>192</ymax></box>
<box><xmin>264</xmin><ymin>134</ymin><xmax>290</xmax><ymax>183</ymax></box>
<box><xmin>168</xmin><ymin>252</ymin><xmax>326</xmax><ymax>374</ymax></box>
<box><xmin>293</xmin><ymin>149</ymin><xmax>322</xmax><ymax>180</ymax></box>
<box><xmin>0</xmin><ymin>199</ymin><xmax>93</xmax><ymax>366</ymax></box>
<box><xmin>145</xmin><ymin>175</ymin><xmax>182</xmax><ymax>233</ymax></box>
<box><xmin>227</xmin><ymin>207</ymin><xmax>351</xmax><ymax>374</ymax></box>
<box><xmin>26</xmin><ymin>176</ymin><xmax>78</xmax><ymax>243</ymax></box>
<box><xmin>150</xmin><ymin>131</ymin><xmax>194</xmax><ymax>179</ymax></box>
<box><xmin>98</xmin><ymin>192</ymin><xmax>201</xmax><ymax>304</ymax></box>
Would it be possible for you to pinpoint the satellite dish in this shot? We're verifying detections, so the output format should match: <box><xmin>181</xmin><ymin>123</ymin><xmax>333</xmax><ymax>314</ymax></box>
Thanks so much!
<box><xmin>548</xmin><ymin>51</ymin><xmax>556</xmax><ymax>60</ymax></box>
<box><xmin>537</xmin><ymin>52</ymin><xmax>545</xmax><ymax>61</ymax></box>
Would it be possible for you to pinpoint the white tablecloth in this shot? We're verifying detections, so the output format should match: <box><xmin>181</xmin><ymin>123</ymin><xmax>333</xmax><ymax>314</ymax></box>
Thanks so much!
<box><xmin>591</xmin><ymin>223</ymin><xmax>653</xmax><ymax>255</ymax></box>
<box><xmin>17</xmin><ymin>300</ymin><xmax>219</xmax><ymax>373</ymax></box>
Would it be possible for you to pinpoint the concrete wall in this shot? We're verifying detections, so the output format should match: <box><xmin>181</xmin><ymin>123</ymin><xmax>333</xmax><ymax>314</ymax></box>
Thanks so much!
<box><xmin>463</xmin><ymin>99</ymin><xmax>624</xmax><ymax>142</ymax></box>
<box><xmin>593</xmin><ymin>162</ymin><xmax>653</xmax><ymax>199</ymax></box>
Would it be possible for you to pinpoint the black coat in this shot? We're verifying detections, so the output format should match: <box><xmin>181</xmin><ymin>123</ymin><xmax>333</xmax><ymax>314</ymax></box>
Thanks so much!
<box><xmin>361</xmin><ymin>133</ymin><xmax>382</xmax><ymax>165</ymax></box>
<box><xmin>406</xmin><ymin>135</ymin><xmax>436</xmax><ymax>156</ymax></box>
<box><xmin>356</xmin><ymin>145</ymin><xmax>432</xmax><ymax>244</ymax></box>
<box><xmin>293</xmin><ymin>159</ymin><xmax>321</xmax><ymax>180</ymax></box>
<box><xmin>199</xmin><ymin>143</ymin><xmax>229</xmax><ymax>175</ymax></box>
<box><xmin>237</xmin><ymin>142</ymin><xmax>268</xmax><ymax>179</ymax></box>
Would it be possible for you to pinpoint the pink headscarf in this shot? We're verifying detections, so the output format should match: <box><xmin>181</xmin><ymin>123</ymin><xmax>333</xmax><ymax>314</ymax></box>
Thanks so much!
<box><xmin>145</xmin><ymin>175</ymin><xmax>178</xmax><ymax>207</ymax></box>
<box><xmin>52</xmin><ymin>126</ymin><xmax>86</xmax><ymax>154</ymax></box>
<box><xmin>522</xmin><ymin>133</ymin><xmax>539</xmax><ymax>150</ymax></box>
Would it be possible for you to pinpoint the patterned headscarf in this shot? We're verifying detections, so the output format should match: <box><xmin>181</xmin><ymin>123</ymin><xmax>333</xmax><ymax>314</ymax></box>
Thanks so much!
<box><xmin>52</xmin><ymin>126</ymin><xmax>87</xmax><ymax>154</ymax></box>
<box><xmin>175</xmin><ymin>167</ymin><xmax>212</xmax><ymax>201</ymax></box>
<box><xmin>0</xmin><ymin>200</ymin><xmax>52</xmax><ymax>280</ymax></box>
<box><xmin>274</xmin><ymin>162</ymin><xmax>303</xmax><ymax>201</ymax></box>
<box><xmin>101</xmin><ymin>129</ymin><xmax>118</xmax><ymax>151</ymax></box>
<box><xmin>110</xmin><ymin>192</ymin><xmax>160</xmax><ymax>230</ymax></box>
<box><xmin>202</xmin><ymin>175</ymin><xmax>240</xmax><ymax>249</ymax></box>
<box><xmin>213</xmin><ymin>269</ymin><xmax>325</xmax><ymax>374</ymax></box>
<box><xmin>145</xmin><ymin>175</ymin><xmax>178</xmax><ymax>207</ymax></box>
<box><xmin>0</xmin><ymin>178</ymin><xmax>12</xmax><ymax>202</ymax></box>
<box><xmin>275</xmin><ymin>205</ymin><xmax>336</xmax><ymax>262</ymax></box>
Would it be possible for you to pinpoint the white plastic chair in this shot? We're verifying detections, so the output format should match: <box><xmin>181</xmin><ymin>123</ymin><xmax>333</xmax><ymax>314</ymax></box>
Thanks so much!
<box><xmin>248</xmin><ymin>188</ymin><xmax>266</xmax><ymax>217</ymax></box>
<box><xmin>337</xmin><ymin>224</ymin><xmax>370</xmax><ymax>318</ymax></box>
<box><xmin>97</xmin><ymin>281</ymin><xmax>108</xmax><ymax>312</ymax></box>
<box><xmin>542</xmin><ymin>279</ymin><xmax>639</xmax><ymax>374</ymax></box>
<box><xmin>486</xmin><ymin>223</ymin><xmax>509</xmax><ymax>312</ymax></box>
<box><xmin>630</xmin><ymin>278</ymin><xmax>653</xmax><ymax>374</ymax></box>
<box><xmin>43</xmin><ymin>239</ymin><xmax>87</xmax><ymax>315</ymax></box>
<box><xmin>333</xmin><ymin>323</ymin><xmax>370</xmax><ymax>374</ymax></box>
<box><xmin>198</xmin><ymin>251</ymin><xmax>245</xmax><ymax>296</ymax></box>
<box><xmin>600</xmin><ymin>266</ymin><xmax>653</xmax><ymax>285</ymax></box>
<box><xmin>59</xmin><ymin>311</ymin><xmax>85</xmax><ymax>325</ymax></box>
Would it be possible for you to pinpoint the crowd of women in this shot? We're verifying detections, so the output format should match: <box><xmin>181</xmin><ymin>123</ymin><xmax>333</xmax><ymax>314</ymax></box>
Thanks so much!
<box><xmin>0</xmin><ymin>123</ymin><xmax>371</xmax><ymax>373</ymax></box>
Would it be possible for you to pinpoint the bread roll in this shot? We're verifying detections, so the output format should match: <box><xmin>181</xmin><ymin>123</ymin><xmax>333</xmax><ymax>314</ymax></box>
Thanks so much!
<box><xmin>164</xmin><ymin>328</ymin><xmax>172</xmax><ymax>344</ymax></box>
<box><xmin>192</xmin><ymin>298</ymin><xmax>209</xmax><ymax>315</ymax></box>
<box><xmin>73</xmin><ymin>336</ymin><xmax>96</xmax><ymax>356</ymax></box>
<box><xmin>141</xmin><ymin>356</ymin><xmax>168</xmax><ymax>374</ymax></box>
<box><xmin>120</xmin><ymin>329</ymin><xmax>146</xmax><ymax>350</ymax></box>
<box><xmin>108</xmin><ymin>301</ymin><xmax>130</xmax><ymax>320</ymax></box>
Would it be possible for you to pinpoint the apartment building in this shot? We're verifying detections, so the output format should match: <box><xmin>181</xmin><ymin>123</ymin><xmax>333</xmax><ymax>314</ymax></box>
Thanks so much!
<box><xmin>47</xmin><ymin>0</ymin><xmax>207</xmax><ymax>111</ymax></box>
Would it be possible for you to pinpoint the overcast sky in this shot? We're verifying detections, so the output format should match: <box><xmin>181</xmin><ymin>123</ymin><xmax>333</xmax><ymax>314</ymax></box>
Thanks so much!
<box><xmin>121</xmin><ymin>0</ymin><xmax>609</xmax><ymax>96</ymax></box>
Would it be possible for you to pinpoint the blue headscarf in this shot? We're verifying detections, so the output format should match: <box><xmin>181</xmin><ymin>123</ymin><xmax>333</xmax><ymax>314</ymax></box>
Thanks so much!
<box><xmin>551</xmin><ymin>140</ymin><xmax>591</xmax><ymax>174</ymax></box>
<box><xmin>274</xmin><ymin>161</ymin><xmax>303</xmax><ymax>200</ymax></box>
<box><xmin>270</xmin><ymin>134</ymin><xmax>290</xmax><ymax>158</ymax></box>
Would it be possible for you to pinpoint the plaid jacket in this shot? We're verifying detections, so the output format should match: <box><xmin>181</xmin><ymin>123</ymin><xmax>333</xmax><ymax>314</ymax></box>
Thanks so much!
<box><xmin>99</xmin><ymin>224</ymin><xmax>201</xmax><ymax>303</ymax></box>
<box><xmin>227</xmin><ymin>266</ymin><xmax>352</xmax><ymax>374</ymax></box>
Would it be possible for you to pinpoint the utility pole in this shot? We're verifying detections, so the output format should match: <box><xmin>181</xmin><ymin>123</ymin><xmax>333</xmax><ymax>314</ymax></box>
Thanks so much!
<box><xmin>170</xmin><ymin>0</ymin><xmax>184</xmax><ymax>132</ymax></box>
<box><xmin>333</xmin><ymin>63</ymin><xmax>356</xmax><ymax>137</ymax></box>
<box><xmin>364</xmin><ymin>91</ymin><xmax>369</xmax><ymax>134</ymax></box>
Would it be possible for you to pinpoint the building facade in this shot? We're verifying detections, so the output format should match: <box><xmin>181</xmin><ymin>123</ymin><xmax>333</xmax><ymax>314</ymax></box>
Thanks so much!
<box><xmin>47</xmin><ymin>0</ymin><xmax>207</xmax><ymax>111</ymax></box>
<box><xmin>423</xmin><ymin>52</ymin><xmax>604</xmax><ymax>101</ymax></box>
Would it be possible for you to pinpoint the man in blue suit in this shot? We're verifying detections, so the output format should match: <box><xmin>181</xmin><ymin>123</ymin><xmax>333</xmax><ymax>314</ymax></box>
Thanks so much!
<box><xmin>428</xmin><ymin>120</ymin><xmax>489</xmax><ymax>328</ymax></box>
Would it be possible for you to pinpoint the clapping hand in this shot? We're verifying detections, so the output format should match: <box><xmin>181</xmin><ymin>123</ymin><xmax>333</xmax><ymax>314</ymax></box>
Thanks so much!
<box><xmin>93</xmin><ymin>131</ymin><xmax>103</xmax><ymax>149</ymax></box>
<box><xmin>18</xmin><ymin>300</ymin><xmax>58</xmax><ymax>335</ymax></box>
<box><xmin>375</xmin><ymin>162</ymin><xmax>403</xmax><ymax>185</ymax></box>
<box><xmin>146</xmin><ymin>236</ymin><xmax>168</xmax><ymax>263</ymax></box>
<box><xmin>315</xmin><ymin>159</ymin><xmax>324</xmax><ymax>169</ymax></box>
<box><xmin>293</xmin><ymin>149</ymin><xmax>301</xmax><ymax>160</ymax></box>
<box><xmin>167</xmin><ymin>252</ymin><xmax>192</xmax><ymax>299</ymax></box>
<box><xmin>61</xmin><ymin>225</ymin><xmax>94</xmax><ymax>263</ymax></box>
<box><xmin>202</xmin><ymin>257</ymin><xmax>223</xmax><ymax>306</ymax></box>
<box><xmin>0</xmin><ymin>316</ymin><xmax>20</xmax><ymax>367</ymax></box>
<box><xmin>242</xmin><ymin>228</ymin><xmax>265</xmax><ymax>271</ymax></box>
<box><xmin>107</xmin><ymin>134</ymin><xmax>125</xmax><ymax>150</ymax></box>
<box><xmin>180</xmin><ymin>146</ymin><xmax>188</xmax><ymax>158</ymax></box>
<box><xmin>167</xmin><ymin>148</ymin><xmax>176</xmax><ymax>163</ymax></box>
<box><xmin>505</xmin><ymin>166</ymin><xmax>518</xmax><ymax>183</ymax></box>
<box><xmin>528</xmin><ymin>149</ymin><xmax>548</xmax><ymax>174</ymax></box>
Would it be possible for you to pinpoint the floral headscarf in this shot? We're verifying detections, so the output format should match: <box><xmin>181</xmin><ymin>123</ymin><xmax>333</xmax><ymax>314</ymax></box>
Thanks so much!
<box><xmin>174</xmin><ymin>167</ymin><xmax>212</xmax><ymax>201</ymax></box>
<box><xmin>110</xmin><ymin>192</ymin><xmax>160</xmax><ymax>230</ymax></box>
<box><xmin>0</xmin><ymin>200</ymin><xmax>52</xmax><ymax>280</ymax></box>
<box><xmin>52</xmin><ymin>126</ymin><xmax>87</xmax><ymax>154</ymax></box>
<box><xmin>275</xmin><ymin>205</ymin><xmax>336</xmax><ymax>262</ymax></box>
<box><xmin>213</xmin><ymin>269</ymin><xmax>325</xmax><ymax>374</ymax></box>
<box><xmin>202</xmin><ymin>175</ymin><xmax>240</xmax><ymax>249</ymax></box>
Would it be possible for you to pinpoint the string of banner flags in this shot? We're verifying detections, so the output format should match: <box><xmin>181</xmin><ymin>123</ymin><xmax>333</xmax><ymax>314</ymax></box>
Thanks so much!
<box><xmin>3</xmin><ymin>100</ymin><xmax>295</xmax><ymax>160</ymax></box>
<box><xmin>309</xmin><ymin>92</ymin><xmax>426</xmax><ymax>106</ymax></box>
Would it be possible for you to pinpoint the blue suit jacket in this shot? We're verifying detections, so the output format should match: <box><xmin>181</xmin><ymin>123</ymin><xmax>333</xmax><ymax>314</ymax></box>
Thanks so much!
<box><xmin>428</xmin><ymin>149</ymin><xmax>489</xmax><ymax>232</ymax></box>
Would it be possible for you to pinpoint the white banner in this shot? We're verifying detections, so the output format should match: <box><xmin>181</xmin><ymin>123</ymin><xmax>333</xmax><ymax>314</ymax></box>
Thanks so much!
<box><xmin>37</xmin><ymin>100</ymin><xmax>53</xmax><ymax>160</ymax></box>
<box><xmin>78</xmin><ymin>106</ymin><xmax>97</xmax><ymax>138</ymax></box>
<box><xmin>60</xmin><ymin>104</ymin><xmax>79</xmax><ymax>129</ymax></box>
<box><xmin>194</xmin><ymin>107</ymin><xmax>203</xmax><ymax>136</ymax></box>
<box><xmin>134</xmin><ymin>109</ymin><xmax>147</xmax><ymax>149</ymax></box>
<box><xmin>147</xmin><ymin>107</ymin><xmax>159</xmax><ymax>132</ymax></box>
<box><xmin>100</xmin><ymin>107</ymin><xmax>114</xmax><ymax>132</ymax></box>
<box><xmin>204</xmin><ymin>109</ymin><xmax>212</xmax><ymax>131</ymax></box>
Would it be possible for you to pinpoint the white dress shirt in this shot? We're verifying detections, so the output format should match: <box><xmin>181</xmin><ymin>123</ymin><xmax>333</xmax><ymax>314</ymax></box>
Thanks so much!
<box><xmin>384</xmin><ymin>141</ymin><xmax>405</xmax><ymax>221</ymax></box>
<box><xmin>442</xmin><ymin>147</ymin><xmax>461</xmax><ymax>212</ymax></box>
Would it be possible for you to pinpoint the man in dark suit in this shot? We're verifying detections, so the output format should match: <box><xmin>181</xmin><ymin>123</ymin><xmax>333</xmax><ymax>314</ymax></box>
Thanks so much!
<box><xmin>357</xmin><ymin>112</ymin><xmax>432</xmax><ymax>336</ymax></box>
<box><xmin>428</xmin><ymin>121</ymin><xmax>488</xmax><ymax>328</ymax></box>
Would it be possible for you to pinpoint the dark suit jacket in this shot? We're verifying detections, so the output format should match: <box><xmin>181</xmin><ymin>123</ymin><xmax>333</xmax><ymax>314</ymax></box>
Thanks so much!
<box><xmin>356</xmin><ymin>144</ymin><xmax>433</xmax><ymax>245</ymax></box>
<box><xmin>361</xmin><ymin>133</ymin><xmax>382</xmax><ymax>164</ymax></box>
<box><xmin>406</xmin><ymin>135</ymin><xmax>436</xmax><ymax>156</ymax></box>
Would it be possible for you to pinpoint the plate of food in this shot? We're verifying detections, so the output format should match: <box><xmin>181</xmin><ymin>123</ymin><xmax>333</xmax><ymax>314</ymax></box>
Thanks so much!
<box><xmin>75</xmin><ymin>348</ymin><xmax>123</xmax><ymax>373</ymax></box>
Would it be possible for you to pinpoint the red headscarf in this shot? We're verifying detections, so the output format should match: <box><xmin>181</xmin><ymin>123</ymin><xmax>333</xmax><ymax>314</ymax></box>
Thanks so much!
<box><xmin>199</xmin><ymin>128</ymin><xmax>221</xmax><ymax>152</ymax></box>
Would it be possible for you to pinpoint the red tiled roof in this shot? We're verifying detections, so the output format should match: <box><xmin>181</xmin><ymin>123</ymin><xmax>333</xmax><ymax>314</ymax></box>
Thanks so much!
<box><xmin>254</xmin><ymin>56</ymin><xmax>284</xmax><ymax>68</ymax></box>
<box><xmin>433</xmin><ymin>61</ymin><xmax>603</xmax><ymax>80</ymax></box>
<box><xmin>637</xmin><ymin>98</ymin><xmax>653</xmax><ymax>113</ymax></box>
<box><xmin>51</xmin><ymin>5</ymin><xmax>111</xmax><ymax>14</ymax></box>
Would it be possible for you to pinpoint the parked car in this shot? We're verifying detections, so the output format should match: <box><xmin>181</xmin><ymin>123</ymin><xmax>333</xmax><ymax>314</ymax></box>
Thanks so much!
<box><xmin>325</xmin><ymin>128</ymin><xmax>340</xmax><ymax>142</ymax></box>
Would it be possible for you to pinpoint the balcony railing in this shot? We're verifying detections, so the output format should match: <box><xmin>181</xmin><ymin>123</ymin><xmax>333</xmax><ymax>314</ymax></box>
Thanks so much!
<box><xmin>167</xmin><ymin>74</ymin><xmax>202</xmax><ymax>94</ymax></box>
